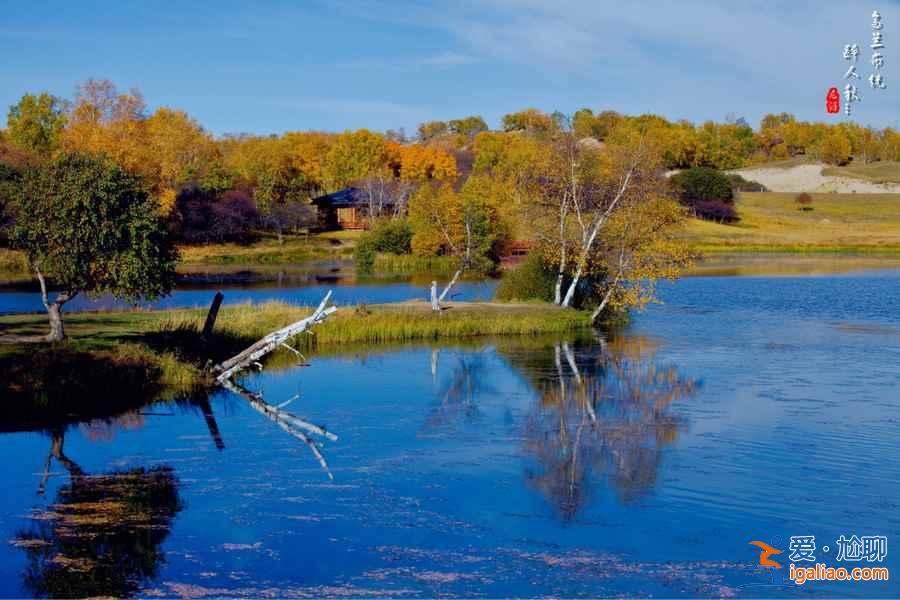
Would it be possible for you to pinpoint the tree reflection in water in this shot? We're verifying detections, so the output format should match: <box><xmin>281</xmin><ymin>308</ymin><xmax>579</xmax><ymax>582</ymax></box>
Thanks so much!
<box><xmin>519</xmin><ymin>335</ymin><xmax>698</xmax><ymax>521</ymax></box>
<box><xmin>424</xmin><ymin>351</ymin><xmax>491</xmax><ymax>430</ymax></box>
<box><xmin>14</xmin><ymin>430</ymin><xmax>183</xmax><ymax>598</ymax></box>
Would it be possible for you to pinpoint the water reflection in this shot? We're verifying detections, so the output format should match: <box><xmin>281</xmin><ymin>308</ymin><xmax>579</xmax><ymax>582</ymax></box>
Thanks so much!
<box><xmin>425</xmin><ymin>352</ymin><xmax>491</xmax><ymax>430</ymax></box>
<box><xmin>513</xmin><ymin>335</ymin><xmax>699</xmax><ymax>520</ymax></box>
<box><xmin>14</xmin><ymin>431</ymin><xmax>182</xmax><ymax>598</ymax></box>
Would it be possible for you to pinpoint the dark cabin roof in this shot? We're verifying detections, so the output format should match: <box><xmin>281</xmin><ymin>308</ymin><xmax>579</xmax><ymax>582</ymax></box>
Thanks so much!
<box><xmin>312</xmin><ymin>187</ymin><xmax>396</xmax><ymax>208</ymax></box>
<box><xmin>312</xmin><ymin>187</ymin><xmax>359</xmax><ymax>208</ymax></box>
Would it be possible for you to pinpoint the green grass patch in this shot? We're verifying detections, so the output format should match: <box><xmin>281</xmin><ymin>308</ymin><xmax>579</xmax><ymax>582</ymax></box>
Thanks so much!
<box><xmin>371</xmin><ymin>253</ymin><xmax>458</xmax><ymax>274</ymax></box>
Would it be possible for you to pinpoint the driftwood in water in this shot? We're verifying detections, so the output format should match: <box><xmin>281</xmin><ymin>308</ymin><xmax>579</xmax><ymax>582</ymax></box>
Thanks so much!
<box><xmin>202</xmin><ymin>292</ymin><xmax>225</xmax><ymax>339</ymax></box>
<box><xmin>212</xmin><ymin>291</ymin><xmax>336</xmax><ymax>383</ymax></box>
<box><xmin>221</xmin><ymin>379</ymin><xmax>337</xmax><ymax>480</ymax></box>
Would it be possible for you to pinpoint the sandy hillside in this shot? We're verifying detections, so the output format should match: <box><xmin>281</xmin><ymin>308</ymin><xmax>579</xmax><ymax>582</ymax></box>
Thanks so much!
<box><xmin>730</xmin><ymin>163</ymin><xmax>900</xmax><ymax>193</ymax></box>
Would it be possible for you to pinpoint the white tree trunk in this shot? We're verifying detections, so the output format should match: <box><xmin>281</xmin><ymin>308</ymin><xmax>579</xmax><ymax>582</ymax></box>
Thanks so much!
<box><xmin>589</xmin><ymin>277</ymin><xmax>620</xmax><ymax>324</ymax></box>
<box><xmin>438</xmin><ymin>268</ymin><xmax>463</xmax><ymax>302</ymax></box>
<box><xmin>560</xmin><ymin>167</ymin><xmax>634</xmax><ymax>308</ymax></box>
<box><xmin>430</xmin><ymin>281</ymin><xmax>440</xmax><ymax>311</ymax></box>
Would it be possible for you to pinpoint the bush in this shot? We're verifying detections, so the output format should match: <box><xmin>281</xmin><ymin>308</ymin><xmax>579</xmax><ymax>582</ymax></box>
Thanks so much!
<box><xmin>353</xmin><ymin>236</ymin><xmax>377</xmax><ymax>272</ymax></box>
<box><xmin>690</xmin><ymin>199</ymin><xmax>739</xmax><ymax>223</ymax></box>
<box><xmin>671</xmin><ymin>167</ymin><xmax>734</xmax><ymax>203</ymax></box>
<box><xmin>173</xmin><ymin>188</ymin><xmax>259</xmax><ymax>244</ymax></box>
<box><xmin>795</xmin><ymin>193</ymin><xmax>814</xmax><ymax>211</ymax></box>
<box><xmin>368</xmin><ymin>219</ymin><xmax>413</xmax><ymax>254</ymax></box>
<box><xmin>496</xmin><ymin>252</ymin><xmax>556</xmax><ymax>302</ymax></box>
<box><xmin>354</xmin><ymin>219</ymin><xmax>413</xmax><ymax>272</ymax></box>
<box><xmin>727</xmin><ymin>173</ymin><xmax>768</xmax><ymax>192</ymax></box>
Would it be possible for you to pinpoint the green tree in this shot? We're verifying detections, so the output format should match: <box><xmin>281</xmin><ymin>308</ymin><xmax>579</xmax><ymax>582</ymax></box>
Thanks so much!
<box><xmin>417</xmin><ymin>120</ymin><xmax>449</xmax><ymax>142</ymax></box>
<box><xmin>13</xmin><ymin>153</ymin><xmax>178</xmax><ymax>341</ymax></box>
<box><xmin>0</xmin><ymin>162</ymin><xmax>20</xmax><ymax>240</ymax></box>
<box><xmin>7</xmin><ymin>92</ymin><xmax>67</xmax><ymax>157</ymax></box>
<box><xmin>670</xmin><ymin>167</ymin><xmax>734</xmax><ymax>203</ymax></box>
<box><xmin>448</xmin><ymin>115</ymin><xmax>488</xmax><ymax>139</ymax></box>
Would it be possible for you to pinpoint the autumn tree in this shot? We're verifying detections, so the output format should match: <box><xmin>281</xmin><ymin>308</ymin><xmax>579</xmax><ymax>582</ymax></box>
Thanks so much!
<box><xmin>586</xmin><ymin>191</ymin><xmax>693</xmax><ymax>322</ymax></box>
<box><xmin>144</xmin><ymin>107</ymin><xmax>218</xmax><ymax>213</ymax></box>
<box><xmin>819</xmin><ymin>128</ymin><xmax>852</xmax><ymax>166</ymax></box>
<box><xmin>7</xmin><ymin>92</ymin><xmax>68</xmax><ymax>157</ymax></box>
<box><xmin>61</xmin><ymin>79</ymin><xmax>220</xmax><ymax>216</ymax></box>
<box><xmin>323</xmin><ymin>129</ymin><xmax>391</xmax><ymax>190</ymax></box>
<box><xmin>502</xmin><ymin>108</ymin><xmax>556</xmax><ymax>135</ymax></box>
<box><xmin>448</xmin><ymin>115</ymin><xmax>488</xmax><ymax>140</ymax></box>
<box><xmin>13</xmin><ymin>153</ymin><xmax>177</xmax><ymax>341</ymax></box>
<box><xmin>409</xmin><ymin>180</ymin><xmax>507</xmax><ymax>304</ymax></box>
<box><xmin>417</xmin><ymin>120</ymin><xmax>449</xmax><ymax>142</ymax></box>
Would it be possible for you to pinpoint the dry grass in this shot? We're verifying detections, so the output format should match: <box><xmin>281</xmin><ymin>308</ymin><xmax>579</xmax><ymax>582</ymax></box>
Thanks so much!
<box><xmin>679</xmin><ymin>192</ymin><xmax>900</xmax><ymax>253</ymax></box>
<box><xmin>178</xmin><ymin>232</ymin><xmax>358</xmax><ymax>265</ymax></box>
<box><xmin>742</xmin><ymin>156</ymin><xmax>815</xmax><ymax>170</ymax></box>
<box><xmin>153</xmin><ymin>300</ymin><xmax>589</xmax><ymax>352</ymax></box>
<box><xmin>822</xmin><ymin>161</ymin><xmax>900</xmax><ymax>184</ymax></box>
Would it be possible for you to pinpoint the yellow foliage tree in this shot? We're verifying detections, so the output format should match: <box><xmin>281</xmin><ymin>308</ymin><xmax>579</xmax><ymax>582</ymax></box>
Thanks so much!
<box><xmin>323</xmin><ymin>129</ymin><xmax>391</xmax><ymax>190</ymax></box>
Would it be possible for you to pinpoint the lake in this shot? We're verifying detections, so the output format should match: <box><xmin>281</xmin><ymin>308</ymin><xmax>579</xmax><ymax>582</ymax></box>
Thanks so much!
<box><xmin>0</xmin><ymin>263</ymin><xmax>498</xmax><ymax>314</ymax></box>
<box><xmin>0</xmin><ymin>269</ymin><xmax>898</xmax><ymax>597</ymax></box>
<box><xmin>2</xmin><ymin>254</ymin><xmax>900</xmax><ymax>315</ymax></box>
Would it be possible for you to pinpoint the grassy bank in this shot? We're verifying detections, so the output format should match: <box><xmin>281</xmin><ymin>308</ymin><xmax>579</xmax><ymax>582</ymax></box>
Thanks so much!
<box><xmin>179</xmin><ymin>231</ymin><xmax>359</xmax><ymax>265</ymax></box>
<box><xmin>822</xmin><ymin>161</ymin><xmax>900</xmax><ymax>184</ymax></box>
<box><xmin>679</xmin><ymin>192</ymin><xmax>900</xmax><ymax>253</ymax></box>
<box><xmin>0</xmin><ymin>301</ymin><xmax>590</xmax><ymax>399</ymax></box>
<box><xmin>0</xmin><ymin>231</ymin><xmax>361</xmax><ymax>278</ymax></box>
<box><xmin>371</xmin><ymin>252</ymin><xmax>458</xmax><ymax>274</ymax></box>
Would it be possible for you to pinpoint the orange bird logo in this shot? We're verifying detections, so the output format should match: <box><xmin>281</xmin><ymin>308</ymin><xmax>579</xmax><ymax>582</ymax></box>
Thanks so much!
<box><xmin>749</xmin><ymin>541</ymin><xmax>783</xmax><ymax>568</ymax></box>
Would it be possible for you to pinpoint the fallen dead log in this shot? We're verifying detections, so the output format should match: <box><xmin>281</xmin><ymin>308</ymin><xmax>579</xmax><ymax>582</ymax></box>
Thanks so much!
<box><xmin>212</xmin><ymin>291</ymin><xmax>336</xmax><ymax>383</ymax></box>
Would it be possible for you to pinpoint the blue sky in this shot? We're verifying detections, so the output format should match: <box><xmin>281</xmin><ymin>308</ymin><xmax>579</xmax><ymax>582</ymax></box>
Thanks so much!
<box><xmin>2</xmin><ymin>1</ymin><xmax>899</xmax><ymax>136</ymax></box>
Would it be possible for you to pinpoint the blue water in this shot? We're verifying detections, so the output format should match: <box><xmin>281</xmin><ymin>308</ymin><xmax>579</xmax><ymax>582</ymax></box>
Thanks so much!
<box><xmin>0</xmin><ymin>271</ymin><xmax>898</xmax><ymax>597</ymax></box>
<box><xmin>0</xmin><ymin>280</ymin><xmax>499</xmax><ymax>314</ymax></box>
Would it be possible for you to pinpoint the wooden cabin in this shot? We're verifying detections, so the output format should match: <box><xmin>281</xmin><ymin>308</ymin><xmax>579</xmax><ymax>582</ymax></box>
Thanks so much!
<box><xmin>312</xmin><ymin>188</ymin><xmax>396</xmax><ymax>231</ymax></box>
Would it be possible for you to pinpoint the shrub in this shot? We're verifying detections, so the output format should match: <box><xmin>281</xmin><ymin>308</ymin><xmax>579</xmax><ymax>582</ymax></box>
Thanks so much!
<box><xmin>368</xmin><ymin>219</ymin><xmax>413</xmax><ymax>254</ymax></box>
<box><xmin>691</xmin><ymin>199</ymin><xmax>739</xmax><ymax>223</ymax></box>
<box><xmin>173</xmin><ymin>187</ymin><xmax>259</xmax><ymax>244</ymax></box>
<box><xmin>353</xmin><ymin>236</ymin><xmax>377</xmax><ymax>272</ymax></box>
<box><xmin>210</xmin><ymin>191</ymin><xmax>260</xmax><ymax>242</ymax></box>
<box><xmin>727</xmin><ymin>173</ymin><xmax>768</xmax><ymax>192</ymax></box>
<box><xmin>671</xmin><ymin>167</ymin><xmax>734</xmax><ymax>203</ymax></box>
<box><xmin>496</xmin><ymin>252</ymin><xmax>556</xmax><ymax>302</ymax></box>
<box><xmin>795</xmin><ymin>192</ymin><xmax>814</xmax><ymax>211</ymax></box>
<box><xmin>260</xmin><ymin>201</ymin><xmax>317</xmax><ymax>243</ymax></box>
<box><xmin>354</xmin><ymin>219</ymin><xmax>413</xmax><ymax>272</ymax></box>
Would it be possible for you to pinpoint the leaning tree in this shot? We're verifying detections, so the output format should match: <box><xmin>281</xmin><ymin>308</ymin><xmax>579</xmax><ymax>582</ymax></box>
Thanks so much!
<box><xmin>14</xmin><ymin>153</ymin><xmax>178</xmax><ymax>341</ymax></box>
